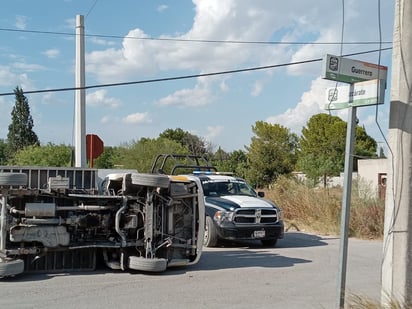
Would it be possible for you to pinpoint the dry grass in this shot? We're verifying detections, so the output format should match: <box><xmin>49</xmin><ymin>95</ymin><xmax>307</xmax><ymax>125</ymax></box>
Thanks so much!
<box><xmin>264</xmin><ymin>176</ymin><xmax>385</xmax><ymax>239</ymax></box>
<box><xmin>265</xmin><ymin>177</ymin><xmax>408</xmax><ymax>307</ymax></box>
<box><xmin>347</xmin><ymin>293</ymin><xmax>412</xmax><ymax>309</ymax></box>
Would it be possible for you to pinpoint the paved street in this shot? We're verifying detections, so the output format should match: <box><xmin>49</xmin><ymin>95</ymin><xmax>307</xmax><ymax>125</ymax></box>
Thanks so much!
<box><xmin>0</xmin><ymin>232</ymin><xmax>383</xmax><ymax>309</ymax></box>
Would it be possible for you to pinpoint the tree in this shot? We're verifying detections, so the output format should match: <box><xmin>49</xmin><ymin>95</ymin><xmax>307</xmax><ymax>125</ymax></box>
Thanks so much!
<box><xmin>210</xmin><ymin>147</ymin><xmax>231</xmax><ymax>171</ymax></box>
<box><xmin>298</xmin><ymin>113</ymin><xmax>377</xmax><ymax>186</ymax></box>
<box><xmin>246</xmin><ymin>121</ymin><xmax>298</xmax><ymax>187</ymax></box>
<box><xmin>114</xmin><ymin>137</ymin><xmax>187</xmax><ymax>172</ymax></box>
<box><xmin>159</xmin><ymin>128</ymin><xmax>207</xmax><ymax>155</ymax></box>
<box><xmin>210</xmin><ymin>148</ymin><xmax>249</xmax><ymax>178</ymax></box>
<box><xmin>93</xmin><ymin>146</ymin><xmax>122</xmax><ymax>169</ymax></box>
<box><xmin>378</xmin><ymin>146</ymin><xmax>386</xmax><ymax>158</ymax></box>
<box><xmin>298</xmin><ymin>113</ymin><xmax>345</xmax><ymax>186</ymax></box>
<box><xmin>0</xmin><ymin>139</ymin><xmax>7</xmax><ymax>165</ymax></box>
<box><xmin>7</xmin><ymin>86</ymin><xmax>39</xmax><ymax>157</ymax></box>
<box><xmin>227</xmin><ymin>150</ymin><xmax>249</xmax><ymax>179</ymax></box>
<box><xmin>10</xmin><ymin>143</ymin><xmax>72</xmax><ymax>166</ymax></box>
<box><xmin>353</xmin><ymin>125</ymin><xmax>378</xmax><ymax>171</ymax></box>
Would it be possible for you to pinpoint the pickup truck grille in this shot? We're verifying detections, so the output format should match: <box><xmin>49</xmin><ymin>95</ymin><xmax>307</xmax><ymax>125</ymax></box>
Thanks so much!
<box><xmin>233</xmin><ymin>208</ymin><xmax>278</xmax><ymax>224</ymax></box>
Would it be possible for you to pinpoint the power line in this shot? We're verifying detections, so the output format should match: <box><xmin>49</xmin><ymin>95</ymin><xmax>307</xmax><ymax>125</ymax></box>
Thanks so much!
<box><xmin>85</xmin><ymin>0</ymin><xmax>99</xmax><ymax>19</ymax></box>
<box><xmin>0</xmin><ymin>47</ymin><xmax>392</xmax><ymax>97</ymax></box>
<box><xmin>0</xmin><ymin>27</ymin><xmax>393</xmax><ymax>46</ymax></box>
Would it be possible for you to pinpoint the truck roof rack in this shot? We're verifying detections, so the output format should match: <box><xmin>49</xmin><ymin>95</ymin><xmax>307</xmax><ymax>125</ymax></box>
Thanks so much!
<box><xmin>192</xmin><ymin>170</ymin><xmax>234</xmax><ymax>176</ymax></box>
<box><xmin>150</xmin><ymin>154</ymin><xmax>217</xmax><ymax>175</ymax></box>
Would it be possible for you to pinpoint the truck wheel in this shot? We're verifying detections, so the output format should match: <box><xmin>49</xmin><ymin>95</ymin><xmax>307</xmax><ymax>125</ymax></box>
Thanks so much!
<box><xmin>131</xmin><ymin>173</ymin><xmax>170</xmax><ymax>188</ymax></box>
<box><xmin>0</xmin><ymin>259</ymin><xmax>25</xmax><ymax>278</ymax></box>
<box><xmin>0</xmin><ymin>173</ymin><xmax>27</xmax><ymax>186</ymax></box>
<box><xmin>204</xmin><ymin>216</ymin><xmax>218</xmax><ymax>247</ymax></box>
<box><xmin>261</xmin><ymin>238</ymin><xmax>278</xmax><ymax>247</ymax></box>
<box><xmin>128</xmin><ymin>256</ymin><xmax>167</xmax><ymax>272</ymax></box>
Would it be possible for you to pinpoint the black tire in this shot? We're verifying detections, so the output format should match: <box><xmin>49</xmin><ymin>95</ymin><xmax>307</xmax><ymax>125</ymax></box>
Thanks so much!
<box><xmin>204</xmin><ymin>216</ymin><xmax>218</xmax><ymax>247</ymax></box>
<box><xmin>128</xmin><ymin>256</ymin><xmax>167</xmax><ymax>272</ymax></box>
<box><xmin>261</xmin><ymin>238</ymin><xmax>278</xmax><ymax>247</ymax></box>
<box><xmin>0</xmin><ymin>173</ymin><xmax>27</xmax><ymax>186</ymax></box>
<box><xmin>0</xmin><ymin>259</ymin><xmax>25</xmax><ymax>278</ymax></box>
<box><xmin>131</xmin><ymin>173</ymin><xmax>170</xmax><ymax>188</ymax></box>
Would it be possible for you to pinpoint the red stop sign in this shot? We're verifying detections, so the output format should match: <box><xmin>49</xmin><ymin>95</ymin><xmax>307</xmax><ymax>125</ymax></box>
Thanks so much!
<box><xmin>86</xmin><ymin>134</ymin><xmax>104</xmax><ymax>160</ymax></box>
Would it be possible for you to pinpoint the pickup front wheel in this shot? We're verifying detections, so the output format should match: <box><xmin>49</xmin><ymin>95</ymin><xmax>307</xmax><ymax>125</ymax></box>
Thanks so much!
<box><xmin>204</xmin><ymin>216</ymin><xmax>218</xmax><ymax>247</ymax></box>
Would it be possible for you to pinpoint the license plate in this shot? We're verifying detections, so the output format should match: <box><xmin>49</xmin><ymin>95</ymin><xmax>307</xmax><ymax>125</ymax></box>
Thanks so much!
<box><xmin>253</xmin><ymin>230</ymin><xmax>265</xmax><ymax>238</ymax></box>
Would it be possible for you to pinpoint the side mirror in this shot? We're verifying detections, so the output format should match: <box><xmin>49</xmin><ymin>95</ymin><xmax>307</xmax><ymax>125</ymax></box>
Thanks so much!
<box><xmin>257</xmin><ymin>191</ymin><xmax>265</xmax><ymax>198</ymax></box>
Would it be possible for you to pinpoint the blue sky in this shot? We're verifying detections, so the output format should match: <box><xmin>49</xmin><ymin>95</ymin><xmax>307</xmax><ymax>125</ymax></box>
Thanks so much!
<box><xmin>0</xmin><ymin>0</ymin><xmax>394</xmax><ymax>152</ymax></box>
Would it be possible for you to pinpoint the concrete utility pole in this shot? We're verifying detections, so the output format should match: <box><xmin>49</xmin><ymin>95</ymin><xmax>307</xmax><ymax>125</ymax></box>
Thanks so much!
<box><xmin>75</xmin><ymin>15</ymin><xmax>86</xmax><ymax>167</ymax></box>
<box><xmin>382</xmin><ymin>0</ymin><xmax>412</xmax><ymax>305</ymax></box>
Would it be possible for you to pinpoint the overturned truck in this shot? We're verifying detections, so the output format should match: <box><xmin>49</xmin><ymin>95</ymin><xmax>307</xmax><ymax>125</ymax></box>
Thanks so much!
<box><xmin>0</xmin><ymin>167</ymin><xmax>204</xmax><ymax>277</ymax></box>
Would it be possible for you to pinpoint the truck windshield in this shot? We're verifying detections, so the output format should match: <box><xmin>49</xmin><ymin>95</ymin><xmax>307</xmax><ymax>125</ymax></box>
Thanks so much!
<box><xmin>201</xmin><ymin>180</ymin><xmax>257</xmax><ymax>197</ymax></box>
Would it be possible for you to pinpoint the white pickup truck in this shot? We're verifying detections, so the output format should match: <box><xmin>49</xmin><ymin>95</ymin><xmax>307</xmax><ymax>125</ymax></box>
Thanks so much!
<box><xmin>196</xmin><ymin>172</ymin><xmax>284</xmax><ymax>247</ymax></box>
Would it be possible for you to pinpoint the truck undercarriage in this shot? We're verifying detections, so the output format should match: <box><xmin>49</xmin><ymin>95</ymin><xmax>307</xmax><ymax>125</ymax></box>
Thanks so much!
<box><xmin>0</xmin><ymin>167</ymin><xmax>204</xmax><ymax>277</ymax></box>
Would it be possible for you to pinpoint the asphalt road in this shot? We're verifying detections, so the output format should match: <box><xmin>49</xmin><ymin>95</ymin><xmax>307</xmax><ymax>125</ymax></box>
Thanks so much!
<box><xmin>0</xmin><ymin>232</ymin><xmax>383</xmax><ymax>309</ymax></box>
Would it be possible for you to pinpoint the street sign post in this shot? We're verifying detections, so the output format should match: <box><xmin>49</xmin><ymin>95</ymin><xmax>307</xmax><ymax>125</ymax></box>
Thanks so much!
<box><xmin>324</xmin><ymin>79</ymin><xmax>385</xmax><ymax>110</ymax></box>
<box><xmin>321</xmin><ymin>54</ymin><xmax>387</xmax><ymax>309</ymax></box>
<box><xmin>322</xmin><ymin>54</ymin><xmax>388</xmax><ymax>83</ymax></box>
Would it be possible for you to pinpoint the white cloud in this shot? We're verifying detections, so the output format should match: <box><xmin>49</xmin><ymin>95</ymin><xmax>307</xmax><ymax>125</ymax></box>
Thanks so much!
<box><xmin>86</xmin><ymin>1</ymin><xmax>309</xmax><ymax>82</ymax></box>
<box><xmin>0</xmin><ymin>97</ymin><xmax>11</xmax><ymax>138</ymax></box>
<box><xmin>157</xmin><ymin>5</ymin><xmax>168</xmax><ymax>12</ymax></box>
<box><xmin>219</xmin><ymin>79</ymin><xmax>229</xmax><ymax>92</ymax></box>
<box><xmin>42</xmin><ymin>49</ymin><xmax>60</xmax><ymax>59</ymax></box>
<box><xmin>15</xmin><ymin>15</ymin><xmax>27</xmax><ymax>30</ymax></box>
<box><xmin>89</xmin><ymin>37</ymin><xmax>116</xmax><ymax>46</ymax></box>
<box><xmin>39</xmin><ymin>91</ymin><xmax>67</xmax><ymax>106</ymax></box>
<box><xmin>156</xmin><ymin>83</ymin><xmax>213</xmax><ymax>107</ymax></box>
<box><xmin>251</xmin><ymin>80</ymin><xmax>264</xmax><ymax>97</ymax></box>
<box><xmin>204</xmin><ymin>125</ymin><xmax>223</xmax><ymax>141</ymax></box>
<box><xmin>0</xmin><ymin>65</ymin><xmax>34</xmax><ymax>89</ymax></box>
<box><xmin>12</xmin><ymin>62</ymin><xmax>44</xmax><ymax>72</ymax></box>
<box><xmin>100</xmin><ymin>115</ymin><xmax>118</xmax><ymax>124</ymax></box>
<box><xmin>0</xmin><ymin>1</ymin><xmax>393</xmax><ymax>150</ymax></box>
<box><xmin>86</xmin><ymin>0</ymin><xmax>384</xmax><ymax>102</ymax></box>
<box><xmin>122</xmin><ymin>112</ymin><xmax>152</xmax><ymax>124</ymax></box>
<box><xmin>266</xmin><ymin>77</ymin><xmax>335</xmax><ymax>134</ymax></box>
<box><xmin>287</xmin><ymin>29</ymin><xmax>341</xmax><ymax>76</ymax></box>
<box><xmin>354</xmin><ymin>105</ymin><xmax>389</xmax><ymax>144</ymax></box>
<box><xmin>65</xmin><ymin>18</ymin><xmax>76</xmax><ymax>29</ymax></box>
<box><xmin>86</xmin><ymin>90</ymin><xmax>121</xmax><ymax>108</ymax></box>
<box><xmin>86</xmin><ymin>29</ymin><xmax>159</xmax><ymax>83</ymax></box>
<box><xmin>0</xmin><ymin>66</ymin><xmax>18</xmax><ymax>87</ymax></box>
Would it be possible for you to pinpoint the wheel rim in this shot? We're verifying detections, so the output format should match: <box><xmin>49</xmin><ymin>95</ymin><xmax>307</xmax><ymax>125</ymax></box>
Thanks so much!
<box><xmin>204</xmin><ymin>222</ymin><xmax>209</xmax><ymax>244</ymax></box>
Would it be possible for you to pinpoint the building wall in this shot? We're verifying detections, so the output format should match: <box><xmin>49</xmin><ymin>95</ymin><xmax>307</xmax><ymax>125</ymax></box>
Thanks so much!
<box><xmin>357</xmin><ymin>159</ymin><xmax>388</xmax><ymax>199</ymax></box>
<box><xmin>292</xmin><ymin>159</ymin><xmax>387</xmax><ymax>199</ymax></box>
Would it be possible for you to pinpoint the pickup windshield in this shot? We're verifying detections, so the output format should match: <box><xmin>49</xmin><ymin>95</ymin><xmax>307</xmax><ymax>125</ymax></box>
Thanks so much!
<box><xmin>201</xmin><ymin>180</ymin><xmax>257</xmax><ymax>197</ymax></box>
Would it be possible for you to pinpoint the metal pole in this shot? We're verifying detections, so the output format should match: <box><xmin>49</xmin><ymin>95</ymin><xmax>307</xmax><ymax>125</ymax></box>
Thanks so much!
<box><xmin>382</xmin><ymin>0</ymin><xmax>412</xmax><ymax>305</ymax></box>
<box><xmin>337</xmin><ymin>104</ymin><xmax>357</xmax><ymax>309</ymax></box>
<box><xmin>75</xmin><ymin>15</ymin><xmax>86</xmax><ymax>167</ymax></box>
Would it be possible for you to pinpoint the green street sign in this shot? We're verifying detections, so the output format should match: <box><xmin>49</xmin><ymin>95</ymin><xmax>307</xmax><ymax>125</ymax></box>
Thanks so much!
<box><xmin>322</xmin><ymin>54</ymin><xmax>388</xmax><ymax>84</ymax></box>
<box><xmin>324</xmin><ymin>79</ymin><xmax>385</xmax><ymax>110</ymax></box>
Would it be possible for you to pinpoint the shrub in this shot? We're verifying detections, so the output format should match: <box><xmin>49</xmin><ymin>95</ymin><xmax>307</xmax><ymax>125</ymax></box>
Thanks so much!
<box><xmin>265</xmin><ymin>176</ymin><xmax>385</xmax><ymax>239</ymax></box>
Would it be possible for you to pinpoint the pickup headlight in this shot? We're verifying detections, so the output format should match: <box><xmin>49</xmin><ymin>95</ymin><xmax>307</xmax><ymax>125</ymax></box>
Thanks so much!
<box><xmin>276</xmin><ymin>207</ymin><xmax>283</xmax><ymax>220</ymax></box>
<box><xmin>213</xmin><ymin>210</ymin><xmax>234</xmax><ymax>224</ymax></box>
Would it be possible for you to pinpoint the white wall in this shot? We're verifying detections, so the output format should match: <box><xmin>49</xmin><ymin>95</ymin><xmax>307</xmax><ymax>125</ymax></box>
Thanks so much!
<box><xmin>357</xmin><ymin>158</ymin><xmax>388</xmax><ymax>197</ymax></box>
